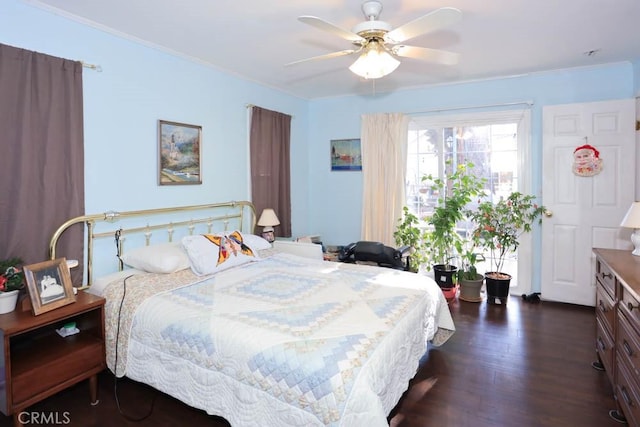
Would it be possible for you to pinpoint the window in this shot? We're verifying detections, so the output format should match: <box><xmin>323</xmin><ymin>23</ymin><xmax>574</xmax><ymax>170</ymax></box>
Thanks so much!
<box><xmin>406</xmin><ymin>109</ymin><xmax>533</xmax><ymax>286</ymax></box>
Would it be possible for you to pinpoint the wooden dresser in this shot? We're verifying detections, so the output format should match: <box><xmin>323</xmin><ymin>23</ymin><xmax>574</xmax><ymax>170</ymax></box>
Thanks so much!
<box><xmin>594</xmin><ymin>248</ymin><xmax>640</xmax><ymax>426</ymax></box>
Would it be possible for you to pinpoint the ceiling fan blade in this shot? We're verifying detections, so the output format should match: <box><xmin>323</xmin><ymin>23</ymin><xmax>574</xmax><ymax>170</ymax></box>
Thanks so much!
<box><xmin>392</xmin><ymin>45</ymin><xmax>459</xmax><ymax>65</ymax></box>
<box><xmin>298</xmin><ymin>16</ymin><xmax>365</xmax><ymax>43</ymax></box>
<box><xmin>285</xmin><ymin>49</ymin><xmax>358</xmax><ymax>67</ymax></box>
<box><xmin>385</xmin><ymin>7</ymin><xmax>462</xmax><ymax>43</ymax></box>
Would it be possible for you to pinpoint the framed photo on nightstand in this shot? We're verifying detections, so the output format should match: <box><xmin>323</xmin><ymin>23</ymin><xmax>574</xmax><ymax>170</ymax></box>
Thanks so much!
<box><xmin>23</xmin><ymin>258</ymin><xmax>76</xmax><ymax>315</ymax></box>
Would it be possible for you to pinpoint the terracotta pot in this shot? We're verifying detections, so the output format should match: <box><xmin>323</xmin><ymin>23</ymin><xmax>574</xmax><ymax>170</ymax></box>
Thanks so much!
<box><xmin>441</xmin><ymin>284</ymin><xmax>459</xmax><ymax>302</ymax></box>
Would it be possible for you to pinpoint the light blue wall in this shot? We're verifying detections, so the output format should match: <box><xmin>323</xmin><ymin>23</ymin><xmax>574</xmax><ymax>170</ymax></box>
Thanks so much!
<box><xmin>307</xmin><ymin>63</ymin><xmax>636</xmax><ymax>292</ymax></box>
<box><xmin>1</xmin><ymin>0</ymin><xmax>311</xmax><ymax>235</ymax></box>
<box><xmin>308</xmin><ymin>63</ymin><xmax>637</xmax><ymax>247</ymax></box>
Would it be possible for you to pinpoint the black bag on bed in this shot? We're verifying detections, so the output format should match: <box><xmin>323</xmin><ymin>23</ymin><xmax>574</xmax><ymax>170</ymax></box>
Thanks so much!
<box><xmin>338</xmin><ymin>241</ymin><xmax>411</xmax><ymax>271</ymax></box>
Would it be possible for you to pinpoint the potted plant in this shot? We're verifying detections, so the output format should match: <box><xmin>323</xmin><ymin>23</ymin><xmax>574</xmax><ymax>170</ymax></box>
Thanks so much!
<box><xmin>455</xmin><ymin>238</ymin><xmax>486</xmax><ymax>302</ymax></box>
<box><xmin>422</xmin><ymin>161</ymin><xmax>485</xmax><ymax>292</ymax></box>
<box><xmin>394</xmin><ymin>206</ymin><xmax>429</xmax><ymax>273</ymax></box>
<box><xmin>468</xmin><ymin>192</ymin><xmax>545</xmax><ymax>305</ymax></box>
<box><xmin>0</xmin><ymin>257</ymin><xmax>25</xmax><ymax>314</ymax></box>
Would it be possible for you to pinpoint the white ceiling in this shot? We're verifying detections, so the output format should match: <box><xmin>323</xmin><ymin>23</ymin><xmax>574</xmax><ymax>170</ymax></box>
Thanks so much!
<box><xmin>27</xmin><ymin>0</ymin><xmax>640</xmax><ymax>99</ymax></box>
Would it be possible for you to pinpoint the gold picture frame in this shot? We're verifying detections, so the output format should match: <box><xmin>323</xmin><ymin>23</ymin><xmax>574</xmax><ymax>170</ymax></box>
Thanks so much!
<box><xmin>23</xmin><ymin>258</ymin><xmax>76</xmax><ymax>315</ymax></box>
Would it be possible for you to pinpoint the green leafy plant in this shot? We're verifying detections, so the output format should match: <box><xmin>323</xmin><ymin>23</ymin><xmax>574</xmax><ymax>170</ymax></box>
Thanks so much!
<box><xmin>394</xmin><ymin>206</ymin><xmax>429</xmax><ymax>272</ymax></box>
<box><xmin>455</xmin><ymin>238</ymin><xmax>485</xmax><ymax>281</ymax></box>
<box><xmin>468</xmin><ymin>192</ymin><xmax>545</xmax><ymax>277</ymax></box>
<box><xmin>423</xmin><ymin>162</ymin><xmax>486</xmax><ymax>270</ymax></box>
<box><xmin>0</xmin><ymin>257</ymin><xmax>25</xmax><ymax>292</ymax></box>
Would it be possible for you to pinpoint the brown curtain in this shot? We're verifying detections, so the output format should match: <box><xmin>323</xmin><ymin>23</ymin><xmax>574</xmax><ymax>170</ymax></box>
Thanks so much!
<box><xmin>249</xmin><ymin>106</ymin><xmax>291</xmax><ymax>238</ymax></box>
<box><xmin>0</xmin><ymin>44</ymin><xmax>85</xmax><ymax>284</ymax></box>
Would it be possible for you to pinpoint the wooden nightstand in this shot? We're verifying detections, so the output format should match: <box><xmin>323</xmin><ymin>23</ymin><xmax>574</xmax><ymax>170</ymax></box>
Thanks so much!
<box><xmin>0</xmin><ymin>291</ymin><xmax>105</xmax><ymax>426</ymax></box>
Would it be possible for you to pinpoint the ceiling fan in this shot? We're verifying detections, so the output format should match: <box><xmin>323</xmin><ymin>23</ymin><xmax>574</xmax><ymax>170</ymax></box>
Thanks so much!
<box><xmin>287</xmin><ymin>1</ymin><xmax>462</xmax><ymax>79</ymax></box>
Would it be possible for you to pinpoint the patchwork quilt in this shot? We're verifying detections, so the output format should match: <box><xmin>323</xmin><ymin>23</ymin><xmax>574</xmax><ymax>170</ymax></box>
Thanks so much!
<box><xmin>102</xmin><ymin>253</ymin><xmax>454</xmax><ymax>427</ymax></box>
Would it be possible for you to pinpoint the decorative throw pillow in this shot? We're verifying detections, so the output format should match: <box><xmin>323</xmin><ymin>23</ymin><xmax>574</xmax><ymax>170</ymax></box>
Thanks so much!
<box><xmin>182</xmin><ymin>231</ymin><xmax>259</xmax><ymax>276</ymax></box>
<box><xmin>120</xmin><ymin>242</ymin><xmax>191</xmax><ymax>274</ymax></box>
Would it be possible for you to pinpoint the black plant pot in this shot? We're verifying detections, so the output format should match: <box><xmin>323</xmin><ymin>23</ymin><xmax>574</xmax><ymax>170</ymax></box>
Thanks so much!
<box><xmin>433</xmin><ymin>264</ymin><xmax>458</xmax><ymax>289</ymax></box>
<box><xmin>485</xmin><ymin>272</ymin><xmax>512</xmax><ymax>305</ymax></box>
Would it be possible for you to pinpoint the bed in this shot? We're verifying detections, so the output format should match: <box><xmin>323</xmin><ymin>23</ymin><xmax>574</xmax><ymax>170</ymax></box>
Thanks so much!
<box><xmin>49</xmin><ymin>201</ymin><xmax>454</xmax><ymax>426</ymax></box>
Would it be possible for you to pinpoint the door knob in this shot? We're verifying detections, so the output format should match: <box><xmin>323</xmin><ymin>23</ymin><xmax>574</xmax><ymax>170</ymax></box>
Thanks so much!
<box><xmin>544</xmin><ymin>209</ymin><xmax>553</xmax><ymax>218</ymax></box>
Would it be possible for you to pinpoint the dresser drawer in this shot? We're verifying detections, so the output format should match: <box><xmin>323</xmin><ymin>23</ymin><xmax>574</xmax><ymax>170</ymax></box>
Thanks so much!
<box><xmin>597</xmin><ymin>283</ymin><xmax>616</xmax><ymax>336</ymax></box>
<box><xmin>617</xmin><ymin>311</ymin><xmax>640</xmax><ymax>379</ymax></box>
<box><xmin>596</xmin><ymin>258</ymin><xmax>616</xmax><ymax>299</ymax></box>
<box><xmin>616</xmin><ymin>357</ymin><xmax>640</xmax><ymax>427</ymax></box>
<box><xmin>620</xmin><ymin>286</ymin><xmax>640</xmax><ymax>327</ymax></box>
<box><xmin>597</xmin><ymin>317</ymin><xmax>615</xmax><ymax>384</ymax></box>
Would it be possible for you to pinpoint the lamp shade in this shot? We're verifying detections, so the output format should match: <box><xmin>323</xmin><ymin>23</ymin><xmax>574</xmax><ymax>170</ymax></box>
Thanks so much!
<box><xmin>621</xmin><ymin>202</ymin><xmax>640</xmax><ymax>256</ymax></box>
<box><xmin>621</xmin><ymin>202</ymin><xmax>640</xmax><ymax>228</ymax></box>
<box><xmin>349</xmin><ymin>40</ymin><xmax>400</xmax><ymax>80</ymax></box>
<box><xmin>257</xmin><ymin>209</ymin><xmax>280</xmax><ymax>228</ymax></box>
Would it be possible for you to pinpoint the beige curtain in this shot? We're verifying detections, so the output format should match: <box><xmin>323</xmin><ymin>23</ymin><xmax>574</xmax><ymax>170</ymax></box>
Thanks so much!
<box><xmin>249</xmin><ymin>106</ymin><xmax>292</xmax><ymax>237</ymax></box>
<box><xmin>360</xmin><ymin>113</ymin><xmax>409</xmax><ymax>246</ymax></box>
<box><xmin>0</xmin><ymin>44</ymin><xmax>85</xmax><ymax>284</ymax></box>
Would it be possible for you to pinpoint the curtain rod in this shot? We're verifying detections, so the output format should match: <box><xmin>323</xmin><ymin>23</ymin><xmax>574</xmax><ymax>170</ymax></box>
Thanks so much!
<box><xmin>81</xmin><ymin>61</ymin><xmax>102</xmax><ymax>72</ymax></box>
<box><xmin>407</xmin><ymin>100</ymin><xmax>534</xmax><ymax>115</ymax></box>
<box><xmin>245</xmin><ymin>104</ymin><xmax>295</xmax><ymax>119</ymax></box>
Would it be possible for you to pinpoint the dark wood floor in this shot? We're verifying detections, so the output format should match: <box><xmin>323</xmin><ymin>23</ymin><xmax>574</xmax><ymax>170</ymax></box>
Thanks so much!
<box><xmin>0</xmin><ymin>295</ymin><xmax>621</xmax><ymax>427</ymax></box>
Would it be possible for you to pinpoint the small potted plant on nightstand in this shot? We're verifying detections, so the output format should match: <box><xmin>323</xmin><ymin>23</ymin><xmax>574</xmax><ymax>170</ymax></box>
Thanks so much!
<box><xmin>0</xmin><ymin>257</ymin><xmax>25</xmax><ymax>314</ymax></box>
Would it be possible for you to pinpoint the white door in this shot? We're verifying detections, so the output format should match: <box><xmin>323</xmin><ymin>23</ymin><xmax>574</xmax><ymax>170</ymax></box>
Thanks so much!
<box><xmin>541</xmin><ymin>99</ymin><xmax>636</xmax><ymax>306</ymax></box>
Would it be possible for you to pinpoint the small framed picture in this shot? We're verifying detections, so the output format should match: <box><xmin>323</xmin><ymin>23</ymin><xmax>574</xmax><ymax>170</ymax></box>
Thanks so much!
<box><xmin>330</xmin><ymin>138</ymin><xmax>362</xmax><ymax>171</ymax></box>
<box><xmin>23</xmin><ymin>258</ymin><xmax>76</xmax><ymax>316</ymax></box>
<box><xmin>158</xmin><ymin>120</ymin><xmax>202</xmax><ymax>185</ymax></box>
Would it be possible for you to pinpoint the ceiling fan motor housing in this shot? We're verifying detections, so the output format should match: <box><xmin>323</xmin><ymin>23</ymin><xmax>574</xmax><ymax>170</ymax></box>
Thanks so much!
<box><xmin>353</xmin><ymin>1</ymin><xmax>391</xmax><ymax>38</ymax></box>
<box><xmin>361</xmin><ymin>1</ymin><xmax>383</xmax><ymax>19</ymax></box>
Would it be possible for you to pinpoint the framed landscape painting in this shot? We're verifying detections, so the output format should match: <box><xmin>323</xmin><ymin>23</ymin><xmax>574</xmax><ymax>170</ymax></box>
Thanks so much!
<box><xmin>158</xmin><ymin>120</ymin><xmax>202</xmax><ymax>185</ymax></box>
<box><xmin>330</xmin><ymin>138</ymin><xmax>362</xmax><ymax>171</ymax></box>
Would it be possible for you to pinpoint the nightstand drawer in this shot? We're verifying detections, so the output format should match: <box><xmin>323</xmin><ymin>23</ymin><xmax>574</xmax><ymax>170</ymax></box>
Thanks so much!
<box><xmin>12</xmin><ymin>334</ymin><xmax>104</xmax><ymax>405</ymax></box>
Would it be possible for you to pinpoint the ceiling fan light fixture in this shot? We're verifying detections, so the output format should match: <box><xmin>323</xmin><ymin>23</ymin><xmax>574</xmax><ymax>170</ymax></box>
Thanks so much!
<box><xmin>349</xmin><ymin>40</ymin><xmax>400</xmax><ymax>79</ymax></box>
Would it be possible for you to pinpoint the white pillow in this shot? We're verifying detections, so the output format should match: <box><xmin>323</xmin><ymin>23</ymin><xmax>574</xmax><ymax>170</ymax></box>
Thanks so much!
<box><xmin>120</xmin><ymin>242</ymin><xmax>191</xmax><ymax>274</ymax></box>
<box><xmin>239</xmin><ymin>232</ymin><xmax>272</xmax><ymax>250</ymax></box>
<box><xmin>182</xmin><ymin>231</ymin><xmax>260</xmax><ymax>276</ymax></box>
<box><xmin>88</xmin><ymin>269</ymin><xmax>144</xmax><ymax>296</ymax></box>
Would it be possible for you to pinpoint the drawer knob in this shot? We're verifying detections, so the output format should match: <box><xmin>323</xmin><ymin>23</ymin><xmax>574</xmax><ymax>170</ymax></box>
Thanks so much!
<box><xmin>601</xmin><ymin>272</ymin><xmax>613</xmax><ymax>280</ymax></box>
<box><xmin>628</xmin><ymin>302</ymin><xmax>639</xmax><ymax>311</ymax></box>
<box><xmin>624</xmin><ymin>340</ymin><xmax>634</xmax><ymax>357</ymax></box>
<box><xmin>599</xmin><ymin>300</ymin><xmax>608</xmax><ymax>312</ymax></box>
<box><xmin>597</xmin><ymin>337</ymin><xmax>607</xmax><ymax>351</ymax></box>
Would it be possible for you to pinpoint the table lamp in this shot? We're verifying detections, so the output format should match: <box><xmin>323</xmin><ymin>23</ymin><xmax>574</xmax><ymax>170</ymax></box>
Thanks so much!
<box><xmin>257</xmin><ymin>208</ymin><xmax>280</xmax><ymax>243</ymax></box>
<box><xmin>620</xmin><ymin>202</ymin><xmax>640</xmax><ymax>256</ymax></box>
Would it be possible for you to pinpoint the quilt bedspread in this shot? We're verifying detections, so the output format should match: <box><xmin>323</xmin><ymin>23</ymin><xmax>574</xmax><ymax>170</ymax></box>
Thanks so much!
<box><xmin>103</xmin><ymin>253</ymin><xmax>454</xmax><ymax>426</ymax></box>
